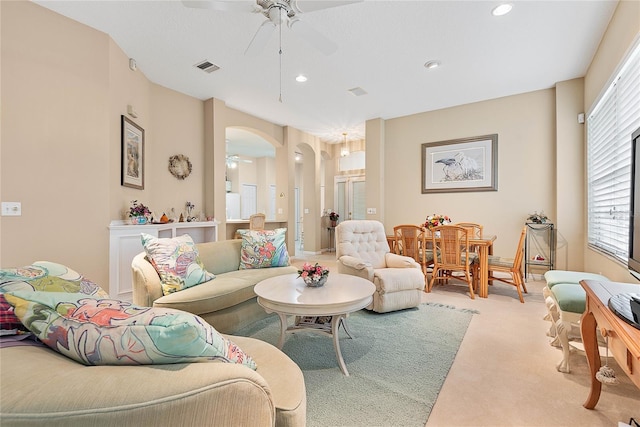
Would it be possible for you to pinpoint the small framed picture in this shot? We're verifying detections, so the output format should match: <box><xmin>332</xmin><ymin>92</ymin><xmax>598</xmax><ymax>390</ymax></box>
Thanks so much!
<box><xmin>121</xmin><ymin>115</ymin><xmax>144</xmax><ymax>190</ymax></box>
<box><xmin>421</xmin><ymin>134</ymin><xmax>498</xmax><ymax>193</ymax></box>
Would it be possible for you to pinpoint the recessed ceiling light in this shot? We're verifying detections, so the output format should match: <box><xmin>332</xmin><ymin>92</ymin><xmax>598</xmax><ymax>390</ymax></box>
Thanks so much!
<box><xmin>491</xmin><ymin>3</ymin><xmax>512</xmax><ymax>16</ymax></box>
<box><xmin>424</xmin><ymin>60</ymin><xmax>441</xmax><ymax>69</ymax></box>
<box><xmin>295</xmin><ymin>74</ymin><xmax>307</xmax><ymax>82</ymax></box>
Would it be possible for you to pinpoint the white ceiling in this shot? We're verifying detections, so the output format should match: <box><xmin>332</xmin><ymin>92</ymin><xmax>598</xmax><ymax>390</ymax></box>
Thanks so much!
<box><xmin>34</xmin><ymin>0</ymin><xmax>618</xmax><ymax>147</ymax></box>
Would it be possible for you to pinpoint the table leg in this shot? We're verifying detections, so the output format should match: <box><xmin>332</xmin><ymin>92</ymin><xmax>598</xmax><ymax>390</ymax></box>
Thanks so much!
<box><xmin>580</xmin><ymin>309</ymin><xmax>601</xmax><ymax>409</ymax></box>
<box><xmin>276</xmin><ymin>312</ymin><xmax>288</xmax><ymax>349</ymax></box>
<box><xmin>332</xmin><ymin>314</ymin><xmax>350</xmax><ymax>376</ymax></box>
<box><xmin>478</xmin><ymin>246</ymin><xmax>489</xmax><ymax>298</ymax></box>
<box><xmin>341</xmin><ymin>317</ymin><xmax>354</xmax><ymax>339</ymax></box>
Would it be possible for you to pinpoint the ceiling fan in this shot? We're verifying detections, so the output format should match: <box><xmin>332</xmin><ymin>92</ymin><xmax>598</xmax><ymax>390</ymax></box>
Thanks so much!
<box><xmin>182</xmin><ymin>0</ymin><xmax>361</xmax><ymax>56</ymax></box>
<box><xmin>226</xmin><ymin>155</ymin><xmax>253</xmax><ymax>168</ymax></box>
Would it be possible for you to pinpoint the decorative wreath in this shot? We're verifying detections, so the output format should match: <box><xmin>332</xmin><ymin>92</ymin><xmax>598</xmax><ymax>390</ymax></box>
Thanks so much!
<box><xmin>168</xmin><ymin>154</ymin><xmax>192</xmax><ymax>180</ymax></box>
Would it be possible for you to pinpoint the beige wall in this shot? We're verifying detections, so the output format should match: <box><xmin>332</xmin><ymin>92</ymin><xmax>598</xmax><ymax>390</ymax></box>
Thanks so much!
<box><xmin>1</xmin><ymin>1</ymin><xmax>111</xmax><ymax>285</ymax></box>
<box><xmin>555</xmin><ymin>78</ymin><xmax>584</xmax><ymax>272</ymax></box>
<box><xmin>583</xmin><ymin>0</ymin><xmax>640</xmax><ymax>281</ymax></box>
<box><xmin>1</xmin><ymin>2</ymin><xmax>205</xmax><ymax>290</ymax></box>
<box><xmin>381</xmin><ymin>90</ymin><xmax>556</xmax><ymax>257</ymax></box>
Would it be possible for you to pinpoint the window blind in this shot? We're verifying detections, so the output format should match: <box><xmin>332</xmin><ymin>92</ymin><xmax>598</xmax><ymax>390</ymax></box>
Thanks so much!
<box><xmin>587</xmin><ymin>41</ymin><xmax>640</xmax><ymax>262</ymax></box>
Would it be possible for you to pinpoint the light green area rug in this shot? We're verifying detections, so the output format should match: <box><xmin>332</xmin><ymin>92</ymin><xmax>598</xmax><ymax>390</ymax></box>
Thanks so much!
<box><xmin>237</xmin><ymin>302</ymin><xmax>476</xmax><ymax>427</ymax></box>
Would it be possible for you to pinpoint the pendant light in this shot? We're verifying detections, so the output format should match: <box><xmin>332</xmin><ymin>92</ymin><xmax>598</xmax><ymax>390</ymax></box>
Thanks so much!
<box><xmin>340</xmin><ymin>132</ymin><xmax>350</xmax><ymax>157</ymax></box>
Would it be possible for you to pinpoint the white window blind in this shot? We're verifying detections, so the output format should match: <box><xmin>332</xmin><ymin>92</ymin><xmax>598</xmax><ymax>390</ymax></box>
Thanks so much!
<box><xmin>587</xmin><ymin>41</ymin><xmax>640</xmax><ymax>261</ymax></box>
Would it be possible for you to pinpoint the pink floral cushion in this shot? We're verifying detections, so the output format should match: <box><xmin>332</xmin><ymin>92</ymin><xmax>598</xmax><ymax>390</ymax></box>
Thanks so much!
<box><xmin>238</xmin><ymin>228</ymin><xmax>290</xmax><ymax>269</ymax></box>
<box><xmin>5</xmin><ymin>291</ymin><xmax>256</xmax><ymax>369</ymax></box>
<box><xmin>141</xmin><ymin>233</ymin><xmax>215</xmax><ymax>296</ymax></box>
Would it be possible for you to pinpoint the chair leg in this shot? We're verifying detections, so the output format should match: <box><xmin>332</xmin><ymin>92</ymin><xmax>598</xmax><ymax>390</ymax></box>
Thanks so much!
<box><xmin>520</xmin><ymin>271</ymin><xmax>528</xmax><ymax>293</ymax></box>
<box><xmin>465</xmin><ymin>271</ymin><xmax>475</xmax><ymax>300</ymax></box>
<box><xmin>427</xmin><ymin>268</ymin><xmax>438</xmax><ymax>292</ymax></box>
<box><xmin>513</xmin><ymin>271</ymin><xmax>525</xmax><ymax>303</ymax></box>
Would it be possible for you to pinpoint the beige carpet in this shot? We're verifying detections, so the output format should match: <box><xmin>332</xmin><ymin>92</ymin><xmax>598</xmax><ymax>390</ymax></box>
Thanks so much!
<box><xmin>291</xmin><ymin>252</ymin><xmax>640</xmax><ymax>427</ymax></box>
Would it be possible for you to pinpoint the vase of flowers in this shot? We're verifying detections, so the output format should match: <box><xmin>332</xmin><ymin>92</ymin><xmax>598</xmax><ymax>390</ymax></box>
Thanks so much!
<box><xmin>298</xmin><ymin>262</ymin><xmax>329</xmax><ymax>287</ymax></box>
<box><xmin>329</xmin><ymin>211</ymin><xmax>339</xmax><ymax>227</ymax></box>
<box><xmin>424</xmin><ymin>214</ymin><xmax>451</xmax><ymax>230</ymax></box>
<box><xmin>129</xmin><ymin>200</ymin><xmax>151</xmax><ymax>225</ymax></box>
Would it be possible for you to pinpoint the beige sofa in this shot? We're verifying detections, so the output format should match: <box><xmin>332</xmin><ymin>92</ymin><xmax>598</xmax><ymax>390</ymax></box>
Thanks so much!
<box><xmin>131</xmin><ymin>239</ymin><xmax>298</xmax><ymax>334</ymax></box>
<box><xmin>1</xmin><ymin>334</ymin><xmax>306</xmax><ymax>426</ymax></box>
<box><xmin>2</xmin><ymin>240</ymin><xmax>307</xmax><ymax>426</ymax></box>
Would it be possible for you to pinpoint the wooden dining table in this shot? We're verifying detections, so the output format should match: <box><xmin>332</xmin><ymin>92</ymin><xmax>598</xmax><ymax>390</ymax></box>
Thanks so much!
<box><xmin>469</xmin><ymin>235</ymin><xmax>496</xmax><ymax>298</ymax></box>
<box><xmin>390</xmin><ymin>227</ymin><xmax>496</xmax><ymax>298</ymax></box>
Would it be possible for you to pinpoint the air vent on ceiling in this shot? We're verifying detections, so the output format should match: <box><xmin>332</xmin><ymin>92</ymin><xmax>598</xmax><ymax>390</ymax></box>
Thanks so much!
<box><xmin>195</xmin><ymin>60</ymin><xmax>220</xmax><ymax>73</ymax></box>
<box><xmin>348</xmin><ymin>87</ymin><xmax>367</xmax><ymax>96</ymax></box>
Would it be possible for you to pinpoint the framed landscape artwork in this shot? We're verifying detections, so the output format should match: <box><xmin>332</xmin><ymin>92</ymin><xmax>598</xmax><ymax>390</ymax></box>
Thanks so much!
<box><xmin>421</xmin><ymin>134</ymin><xmax>498</xmax><ymax>193</ymax></box>
<box><xmin>121</xmin><ymin>115</ymin><xmax>145</xmax><ymax>190</ymax></box>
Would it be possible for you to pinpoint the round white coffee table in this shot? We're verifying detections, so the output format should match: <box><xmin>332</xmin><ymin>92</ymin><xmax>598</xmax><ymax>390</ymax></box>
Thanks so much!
<box><xmin>254</xmin><ymin>273</ymin><xmax>375</xmax><ymax>376</ymax></box>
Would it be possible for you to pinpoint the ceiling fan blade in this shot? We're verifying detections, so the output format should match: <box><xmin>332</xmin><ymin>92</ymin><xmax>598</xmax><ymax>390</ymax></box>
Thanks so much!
<box><xmin>245</xmin><ymin>19</ymin><xmax>276</xmax><ymax>56</ymax></box>
<box><xmin>288</xmin><ymin>18</ymin><xmax>337</xmax><ymax>55</ymax></box>
<box><xmin>181</xmin><ymin>1</ymin><xmax>256</xmax><ymax>12</ymax></box>
<box><xmin>290</xmin><ymin>0</ymin><xmax>362</xmax><ymax>14</ymax></box>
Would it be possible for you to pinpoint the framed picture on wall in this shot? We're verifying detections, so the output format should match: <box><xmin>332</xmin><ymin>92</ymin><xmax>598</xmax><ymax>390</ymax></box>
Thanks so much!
<box><xmin>121</xmin><ymin>115</ymin><xmax>145</xmax><ymax>190</ymax></box>
<box><xmin>421</xmin><ymin>134</ymin><xmax>498</xmax><ymax>193</ymax></box>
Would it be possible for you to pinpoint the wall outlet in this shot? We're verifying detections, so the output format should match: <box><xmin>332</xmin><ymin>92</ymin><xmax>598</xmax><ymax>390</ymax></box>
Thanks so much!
<box><xmin>367</xmin><ymin>207</ymin><xmax>377</xmax><ymax>214</ymax></box>
<box><xmin>1</xmin><ymin>202</ymin><xmax>21</xmax><ymax>216</ymax></box>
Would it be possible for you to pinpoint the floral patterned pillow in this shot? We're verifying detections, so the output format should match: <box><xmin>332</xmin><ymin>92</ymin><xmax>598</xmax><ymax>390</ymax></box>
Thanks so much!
<box><xmin>4</xmin><ymin>290</ymin><xmax>256</xmax><ymax>369</ymax></box>
<box><xmin>141</xmin><ymin>233</ymin><xmax>215</xmax><ymax>296</ymax></box>
<box><xmin>238</xmin><ymin>228</ymin><xmax>290</xmax><ymax>269</ymax></box>
<box><xmin>0</xmin><ymin>261</ymin><xmax>107</xmax><ymax>334</ymax></box>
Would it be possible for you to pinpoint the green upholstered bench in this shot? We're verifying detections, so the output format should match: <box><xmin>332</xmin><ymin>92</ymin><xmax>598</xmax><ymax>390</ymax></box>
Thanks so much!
<box><xmin>542</xmin><ymin>270</ymin><xmax>609</xmax><ymax>373</ymax></box>
<box><xmin>549</xmin><ymin>284</ymin><xmax>586</xmax><ymax>313</ymax></box>
<box><xmin>543</xmin><ymin>270</ymin><xmax>609</xmax><ymax>288</ymax></box>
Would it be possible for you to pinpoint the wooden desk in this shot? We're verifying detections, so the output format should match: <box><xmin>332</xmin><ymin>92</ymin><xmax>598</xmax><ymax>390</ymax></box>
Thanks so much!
<box><xmin>470</xmin><ymin>235</ymin><xmax>496</xmax><ymax>298</ymax></box>
<box><xmin>580</xmin><ymin>279</ymin><xmax>640</xmax><ymax>409</ymax></box>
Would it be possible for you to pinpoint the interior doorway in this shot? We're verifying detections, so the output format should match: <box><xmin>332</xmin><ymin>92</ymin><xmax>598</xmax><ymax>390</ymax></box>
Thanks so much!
<box><xmin>334</xmin><ymin>175</ymin><xmax>365</xmax><ymax>221</ymax></box>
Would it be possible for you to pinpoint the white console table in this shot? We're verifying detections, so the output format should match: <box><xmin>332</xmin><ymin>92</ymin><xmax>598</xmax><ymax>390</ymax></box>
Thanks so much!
<box><xmin>108</xmin><ymin>220</ymin><xmax>219</xmax><ymax>301</ymax></box>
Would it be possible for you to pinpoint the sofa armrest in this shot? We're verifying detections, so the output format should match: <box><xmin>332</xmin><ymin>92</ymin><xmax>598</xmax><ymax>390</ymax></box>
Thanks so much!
<box><xmin>0</xmin><ymin>344</ymin><xmax>276</xmax><ymax>427</ymax></box>
<box><xmin>337</xmin><ymin>256</ymin><xmax>374</xmax><ymax>282</ymax></box>
<box><xmin>131</xmin><ymin>252</ymin><xmax>164</xmax><ymax>306</ymax></box>
<box><xmin>385</xmin><ymin>253</ymin><xmax>421</xmax><ymax>269</ymax></box>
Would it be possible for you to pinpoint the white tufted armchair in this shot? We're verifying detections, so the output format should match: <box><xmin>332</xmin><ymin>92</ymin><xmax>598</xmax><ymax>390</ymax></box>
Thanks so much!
<box><xmin>335</xmin><ymin>220</ymin><xmax>424</xmax><ymax>313</ymax></box>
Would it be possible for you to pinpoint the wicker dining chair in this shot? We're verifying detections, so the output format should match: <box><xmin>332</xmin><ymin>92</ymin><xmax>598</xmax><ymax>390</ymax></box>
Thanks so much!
<box><xmin>393</xmin><ymin>224</ymin><xmax>433</xmax><ymax>283</ymax></box>
<box><xmin>455</xmin><ymin>222</ymin><xmax>483</xmax><ymax>252</ymax></box>
<box><xmin>474</xmin><ymin>226</ymin><xmax>528</xmax><ymax>303</ymax></box>
<box><xmin>428</xmin><ymin>225</ymin><xmax>477</xmax><ymax>299</ymax></box>
<box><xmin>249</xmin><ymin>213</ymin><xmax>266</xmax><ymax>230</ymax></box>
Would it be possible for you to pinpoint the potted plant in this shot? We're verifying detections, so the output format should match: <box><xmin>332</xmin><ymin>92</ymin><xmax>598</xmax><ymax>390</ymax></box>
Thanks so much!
<box><xmin>329</xmin><ymin>211</ymin><xmax>339</xmax><ymax>227</ymax></box>
<box><xmin>129</xmin><ymin>200</ymin><xmax>151</xmax><ymax>225</ymax></box>
<box><xmin>297</xmin><ymin>262</ymin><xmax>330</xmax><ymax>287</ymax></box>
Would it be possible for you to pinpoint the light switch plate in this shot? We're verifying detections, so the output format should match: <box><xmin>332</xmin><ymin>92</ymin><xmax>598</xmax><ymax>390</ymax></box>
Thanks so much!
<box><xmin>2</xmin><ymin>202</ymin><xmax>21</xmax><ymax>216</ymax></box>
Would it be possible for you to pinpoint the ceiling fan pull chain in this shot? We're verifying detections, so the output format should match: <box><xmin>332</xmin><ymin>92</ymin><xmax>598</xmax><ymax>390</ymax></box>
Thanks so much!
<box><xmin>278</xmin><ymin>7</ymin><xmax>283</xmax><ymax>103</ymax></box>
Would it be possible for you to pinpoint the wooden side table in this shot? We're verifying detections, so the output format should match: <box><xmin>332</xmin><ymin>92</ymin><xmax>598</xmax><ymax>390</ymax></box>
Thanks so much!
<box><xmin>580</xmin><ymin>279</ymin><xmax>640</xmax><ymax>409</ymax></box>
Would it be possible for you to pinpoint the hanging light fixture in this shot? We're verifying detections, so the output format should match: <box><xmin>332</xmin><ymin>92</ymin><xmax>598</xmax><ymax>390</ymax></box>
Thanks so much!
<box><xmin>340</xmin><ymin>132</ymin><xmax>350</xmax><ymax>157</ymax></box>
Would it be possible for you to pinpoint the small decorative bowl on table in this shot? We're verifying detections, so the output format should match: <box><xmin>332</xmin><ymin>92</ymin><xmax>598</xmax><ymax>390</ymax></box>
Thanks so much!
<box><xmin>298</xmin><ymin>262</ymin><xmax>329</xmax><ymax>288</ymax></box>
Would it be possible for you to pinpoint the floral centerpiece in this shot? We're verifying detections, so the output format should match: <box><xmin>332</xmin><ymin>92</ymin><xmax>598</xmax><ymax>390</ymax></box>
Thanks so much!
<box><xmin>424</xmin><ymin>214</ymin><xmax>451</xmax><ymax>229</ymax></box>
<box><xmin>298</xmin><ymin>262</ymin><xmax>329</xmax><ymax>287</ymax></box>
<box><xmin>329</xmin><ymin>211</ymin><xmax>339</xmax><ymax>226</ymax></box>
<box><xmin>129</xmin><ymin>200</ymin><xmax>151</xmax><ymax>225</ymax></box>
<box><xmin>527</xmin><ymin>211</ymin><xmax>548</xmax><ymax>224</ymax></box>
